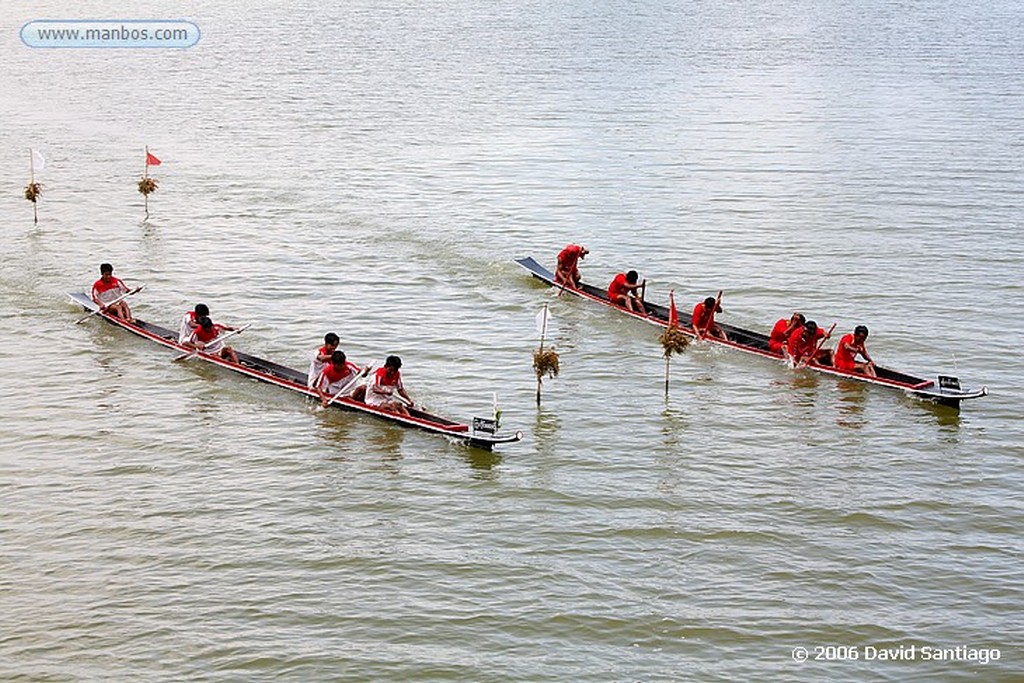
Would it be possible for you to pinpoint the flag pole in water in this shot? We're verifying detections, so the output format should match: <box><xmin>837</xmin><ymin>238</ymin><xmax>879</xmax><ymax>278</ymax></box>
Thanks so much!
<box><xmin>532</xmin><ymin>303</ymin><xmax>560</xmax><ymax>405</ymax></box>
<box><xmin>659</xmin><ymin>289</ymin><xmax>689</xmax><ymax>399</ymax></box>
<box><xmin>139</xmin><ymin>146</ymin><xmax>161</xmax><ymax>217</ymax></box>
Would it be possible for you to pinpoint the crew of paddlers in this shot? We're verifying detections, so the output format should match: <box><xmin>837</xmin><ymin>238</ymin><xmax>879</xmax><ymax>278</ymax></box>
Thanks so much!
<box><xmin>553</xmin><ymin>244</ymin><xmax>877</xmax><ymax>377</ymax></box>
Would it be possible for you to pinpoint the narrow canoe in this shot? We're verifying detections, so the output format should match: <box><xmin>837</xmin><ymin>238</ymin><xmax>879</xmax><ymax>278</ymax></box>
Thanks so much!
<box><xmin>515</xmin><ymin>257</ymin><xmax>988</xmax><ymax>410</ymax></box>
<box><xmin>69</xmin><ymin>292</ymin><xmax>523</xmax><ymax>449</ymax></box>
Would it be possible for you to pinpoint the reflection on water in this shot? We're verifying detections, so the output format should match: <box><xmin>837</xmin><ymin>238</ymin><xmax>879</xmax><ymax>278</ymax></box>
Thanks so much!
<box><xmin>462</xmin><ymin>446</ymin><xmax>502</xmax><ymax>477</ymax></box>
<box><xmin>835</xmin><ymin>379</ymin><xmax>867</xmax><ymax>430</ymax></box>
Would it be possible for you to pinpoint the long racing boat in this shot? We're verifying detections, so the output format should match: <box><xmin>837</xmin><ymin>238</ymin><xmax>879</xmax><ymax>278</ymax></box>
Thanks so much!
<box><xmin>516</xmin><ymin>257</ymin><xmax>987</xmax><ymax>410</ymax></box>
<box><xmin>68</xmin><ymin>292</ymin><xmax>523</xmax><ymax>449</ymax></box>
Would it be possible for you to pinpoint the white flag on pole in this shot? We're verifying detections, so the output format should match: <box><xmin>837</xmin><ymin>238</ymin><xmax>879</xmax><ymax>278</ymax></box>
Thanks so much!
<box><xmin>535</xmin><ymin>306</ymin><xmax>551</xmax><ymax>337</ymax></box>
<box><xmin>31</xmin><ymin>149</ymin><xmax>46</xmax><ymax>174</ymax></box>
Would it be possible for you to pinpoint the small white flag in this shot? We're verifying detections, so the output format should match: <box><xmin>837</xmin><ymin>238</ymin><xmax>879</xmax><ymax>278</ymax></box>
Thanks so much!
<box><xmin>535</xmin><ymin>305</ymin><xmax>551</xmax><ymax>336</ymax></box>
<box><xmin>31</xmin><ymin>149</ymin><xmax>46</xmax><ymax>174</ymax></box>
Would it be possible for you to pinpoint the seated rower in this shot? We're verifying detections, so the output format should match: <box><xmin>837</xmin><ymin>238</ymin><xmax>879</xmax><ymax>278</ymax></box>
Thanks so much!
<box><xmin>365</xmin><ymin>355</ymin><xmax>412</xmax><ymax>416</ymax></box>
<box><xmin>787</xmin><ymin>320</ymin><xmax>832</xmax><ymax>366</ymax></box>
<box><xmin>308</xmin><ymin>332</ymin><xmax>340</xmax><ymax>388</ymax></box>
<box><xmin>91</xmin><ymin>263</ymin><xmax>134</xmax><ymax>322</ymax></box>
<box><xmin>608</xmin><ymin>270</ymin><xmax>647</xmax><ymax>315</ymax></box>
<box><xmin>768</xmin><ymin>312</ymin><xmax>805</xmax><ymax>354</ymax></box>
<box><xmin>692</xmin><ymin>294</ymin><xmax>727</xmax><ymax>340</ymax></box>
<box><xmin>179</xmin><ymin>303</ymin><xmax>210</xmax><ymax>343</ymax></box>
<box><xmin>315</xmin><ymin>350</ymin><xmax>367</xmax><ymax>406</ymax></box>
<box><xmin>184</xmin><ymin>315</ymin><xmax>240</xmax><ymax>364</ymax></box>
<box><xmin>834</xmin><ymin>325</ymin><xmax>877</xmax><ymax>377</ymax></box>
<box><xmin>554</xmin><ymin>243</ymin><xmax>588</xmax><ymax>288</ymax></box>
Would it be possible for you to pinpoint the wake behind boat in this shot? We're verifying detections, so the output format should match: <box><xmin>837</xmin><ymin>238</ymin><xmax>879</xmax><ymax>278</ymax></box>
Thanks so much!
<box><xmin>68</xmin><ymin>292</ymin><xmax>523</xmax><ymax>450</ymax></box>
<box><xmin>516</xmin><ymin>256</ymin><xmax>988</xmax><ymax>411</ymax></box>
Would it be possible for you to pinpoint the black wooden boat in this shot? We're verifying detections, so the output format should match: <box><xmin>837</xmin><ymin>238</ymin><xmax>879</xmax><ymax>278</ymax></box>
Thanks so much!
<box><xmin>516</xmin><ymin>257</ymin><xmax>988</xmax><ymax>410</ymax></box>
<box><xmin>68</xmin><ymin>292</ymin><xmax>523</xmax><ymax>449</ymax></box>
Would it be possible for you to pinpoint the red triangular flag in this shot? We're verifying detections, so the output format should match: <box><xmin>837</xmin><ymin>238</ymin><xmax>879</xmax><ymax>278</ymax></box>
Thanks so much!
<box><xmin>668</xmin><ymin>290</ymin><xmax>678</xmax><ymax>328</ymax></box>
<box><xmin>146</xmin><ymin>151</ymin><xmax>162</xmax><ymax>166</ymax></box>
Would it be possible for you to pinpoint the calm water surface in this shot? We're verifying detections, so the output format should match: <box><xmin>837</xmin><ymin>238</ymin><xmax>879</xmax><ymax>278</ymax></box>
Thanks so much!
<box><xmin>1</xmin><ymin>1</ymin><xmax>1022</xmax><ymax>681</ymax></box>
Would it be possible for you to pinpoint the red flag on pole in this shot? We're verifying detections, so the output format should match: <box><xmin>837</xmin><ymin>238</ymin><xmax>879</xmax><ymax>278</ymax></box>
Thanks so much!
<box><xmin>146</xmin><ymin>151</ymin><xmax>162</xmax><ymax>166</ymax></box>
<box><xmin>668</xmin><ymin>290</ymin><xmax>679</xmax><ymax>328</ymax></box>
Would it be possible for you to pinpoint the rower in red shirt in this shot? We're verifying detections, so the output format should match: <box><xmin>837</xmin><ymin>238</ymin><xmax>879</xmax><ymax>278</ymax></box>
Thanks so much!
<box><xmin>768</xmin><ymin>312</ymin><xmax>805</xmax><ymax>354</ymax></box>
<box><xmin>607</xmin><ymin>270</ymin><xmax>647</xmax><ymax>314</ymax></box>
<box><xmin>308</xmin><ymin>332</ymin><xmax>340</xmax><ymax>388</ymax></box>
<box><xmin>554</xmin><ymin>244</ymin><xmax>589</xmax><ymax>288</ymax></box>
<box><xmin>834</xmin><ymin>325</ymin><xmax>876</xmax><ymax>377</ymax></box>
<box><xmin>184</xmin><ymin>315</ymin><xmax>240</xmax><ymax>364</ymax></box>
<box><xmin>366</xmin><ymin>355</ymin><xmax>413</xmax><ymax>416</ymax></box>
<box><xmin>786</xmin><ymin>320</ymin><xmax>832</xmax><ymax>366</ymax></box>
<box><xmin>692</xmin><ymin>293</ymin><xmax>727</xmax><ymax>340</ymax></box>
<box><xmin>179</xmin><ymin>303</ymin><xmax>210</xmax><ymax>343</ymax></box>
<box><xmin>315</xmin><ymin>350</ymin><xmax>367</xmax><ymax>406</ymax></box>
<box><xmin>91</xmin><ymin>263</ymin><xmax>135</xmax><ymax>322</ymax></box>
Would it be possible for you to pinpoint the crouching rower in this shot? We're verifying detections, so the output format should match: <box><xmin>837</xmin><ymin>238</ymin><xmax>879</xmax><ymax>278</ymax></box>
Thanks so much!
<box><xmin>554</xmin><ymin>243</ymin><xmax>588</xmax><ymax>288</ymax></box>
<box><xmin>179</xmin><ymin>303</ymin><xmax>210</xmax><ymax>343</ymax></box>
<box><xmin>366</xmin><ymin>355</ymin><xmax>413</xmax><ymax>416</ymax></box>
<box><xmin>308</xmin><ymin>332</ymin><xmax>340</xmax><ymax>388</ymax></box>
<box><xmin>769</xmin><ymin>312</ymin><xmax>804</xmax><ymax>354</ymax></box>
<box><xmin>787</xmin><ymin>320</ymin><xmax>832</xmax><ymax>366</ymax></box>
<box><xmin>315</xmin><ymin>350</ymin><xmax>368</xmax><ymax>406</ymax></box>
<box><xmin>184</xmin><ymin>315</ymin><xmax>241</xmax><ymax>364</ymax></box>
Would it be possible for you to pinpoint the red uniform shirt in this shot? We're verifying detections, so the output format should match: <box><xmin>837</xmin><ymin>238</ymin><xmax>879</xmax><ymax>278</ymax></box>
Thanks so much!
<box><xmin>768</xmin><ymin>318</ymin><xmax>790</xmax><ymax>353</ymax></box>
<box><xmin>320</xmin><ymin>360</ymin><xmax>359</xmax><ymax>386</ymax></box>
<box><xmin>92</xmin><ymin>276</ymin><xmax>128</xmax><ymax>303</ymax></box>
<box><xmin>833</xmin><ymin>333</ymin><xmax>858</xmax><ymax>371</ymax></box>
<box><xmin>692</xmin><ymin>302</ymin><xmax>715</xmax><ymax>331</ymax></box>
<box><xmin>373</xmin><ymin>366</ymin><xmax>403</xmax><ymax>389</ymax></box>
<box><xmin>788</xmin><ymin>326</ymin><xmax>824</xmax><ymax>360</ymax></box>
<box><xmin>192</xmin><ymin>324</ymin><xmax>227</xmax><ymax>344</ymax></box>
<box><xmin>608</xmin><ymin>273</ymin><xmax>630</xmax><ymax>302</ymax></box>
<box><xmin>557</xmin><ymin>244</ymin><xmax>584</xmax><ymax>272</ymax></box>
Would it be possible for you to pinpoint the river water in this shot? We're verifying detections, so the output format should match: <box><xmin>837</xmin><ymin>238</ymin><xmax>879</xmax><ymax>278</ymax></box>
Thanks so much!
<box><xmin>1</xmin><ymin>1</ymin><xmax>1021</xmax><ymax>681</ymax></box>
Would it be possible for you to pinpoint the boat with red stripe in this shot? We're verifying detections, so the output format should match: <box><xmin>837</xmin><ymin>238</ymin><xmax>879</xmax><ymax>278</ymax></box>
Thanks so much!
<box><xmin>68</xmin><ymin>292</ymin><xmax>523</xmax><ymax>449</ymax></box>
<box><xmin>516</xmin><ymin>257</ymin><xmax>988</xmax><ymax>410</ymax></box>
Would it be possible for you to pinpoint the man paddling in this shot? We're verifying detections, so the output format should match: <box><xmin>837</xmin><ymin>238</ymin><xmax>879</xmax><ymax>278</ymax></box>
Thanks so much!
<box><xmin>308</xmin><ymin>332</ymin><xmax>340</xmax><ymax>388</ymax></box>
<box><xmin>179</xmin><ymin>303</ymin><xmax>210</xmax><ymax>343</ymax></box>
<box><xmin>184</xmin><ymin>315</ymin><xmax>241</xmax><ymax>364</ymax></box>
<box><xmin>554</xmin><ymin>244</ymin><xmax>588</xmax><ymax>288</ymax></box>
<box><xmin>366</xmin><ymin>355</ymin><xmax>413</xmax><ymax>416</ymax></box>
<box><xmin>834</xmin><ymin>325</ymin><xmax>877</xmax><ymax>377</ymax></box>
<box><xmin>91</xmin><ymin>263</ymin><xmax>135</xmax><ymax>323</ymax></box>
<box><xmin>314</xmin><ymin>350</ymin><xmax>367</xmax><ymax>406</ymax></box>
<box><xmin>692</xmin><ymin>294</ymin><xmax>727</xmax><ymax>340</ymax></box>
<box><xmin>787</xmin><ymin>320</ymin><xmax>832</xmax><ymax>366</ymax></box>
<box><xmin>768</xmin><ymin>312</ymin><xmax>805</xmax><ymax>354</ymax></box>
<box><xmin>608</xmin><ymin>270</ymin><xmax>647</xmax><ymax>315</ymax></box>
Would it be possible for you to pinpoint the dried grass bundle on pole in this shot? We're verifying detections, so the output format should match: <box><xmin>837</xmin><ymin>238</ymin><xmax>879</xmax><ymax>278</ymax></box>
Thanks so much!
<box><xmin>533</xmin><ymin>303</ymin><xmax>560</xmax><ymax>405</ymax></box>
<box><xmin>26</xmin><ymin>149</ymin><xmax>44</xmax><ymax>225</ymax></box>
<box><xmin>139</xmin><ymin>146</ymin><xmax>161</xmax><ymax>217</ymax></box>
<box><xmin>660</xmin><ymin>290</ymin><xmax>689</xmax><ymax>397</ymax></box>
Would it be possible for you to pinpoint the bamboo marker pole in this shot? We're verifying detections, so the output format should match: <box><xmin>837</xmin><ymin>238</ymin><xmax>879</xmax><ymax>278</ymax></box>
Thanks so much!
<box><xmin>537</xmin><ymin>303</ymin><xmax>547</xmax><ymax>405</ymax></box>
<box><xmin>532</xmin><ymin>303</ymin><xmax>560</xmax><ymax>406</ymax></box>
<box><xmin>25</xmin><ymin>149</ymin><xmax>42</xmax><ymax>225</ymax></box>
<box><xmin>143</xmin><ymin>146</ymin><xmax>150</xmax><ymax>217</ymax></box>
<box><xmin>30</xmin><ymin>150</ymin><xmax>37</xmax><ymax>225</ymax></box>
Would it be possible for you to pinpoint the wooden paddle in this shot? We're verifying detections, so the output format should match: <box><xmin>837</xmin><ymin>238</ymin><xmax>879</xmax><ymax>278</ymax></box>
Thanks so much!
<box><xmin>76</xmin><ymin>285</ymin><xmax>144</xmax><ymax>324</ymax></box>
<box><xmin>173</xmin><ymin>323</ymin><xmax>252</xmax><ymax>362</ymax></box>
<box><xmin>798</xmin><ymin>322</ymin><xmax>836</xmax><ymax>368</ymax></box>
<box><xmin>323</xmin><ymin>363</ymin><xmax>374</xmax><ymax>408</ymax></box>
